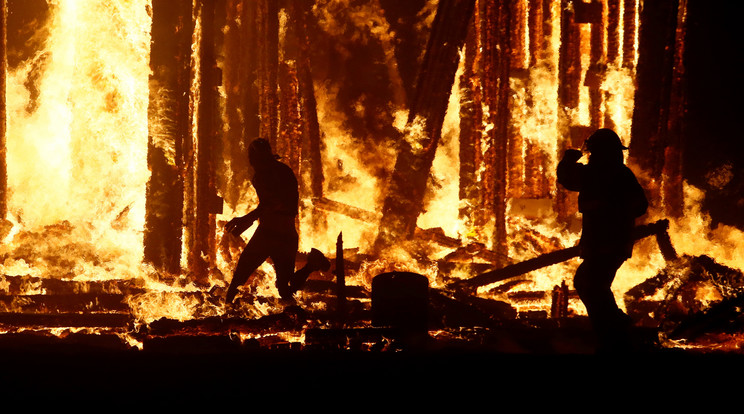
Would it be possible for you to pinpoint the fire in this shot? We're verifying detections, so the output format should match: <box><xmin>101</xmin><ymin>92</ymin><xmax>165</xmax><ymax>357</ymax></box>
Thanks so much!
<box><xmin>3</xmin><ymin>0</ymin><xmax>151</xmax><ymax>282</ymax></box>
<box><xmin>0</xmin><ymin>0</ymin><xmax>741</xmax><ymax>353</ymax></box>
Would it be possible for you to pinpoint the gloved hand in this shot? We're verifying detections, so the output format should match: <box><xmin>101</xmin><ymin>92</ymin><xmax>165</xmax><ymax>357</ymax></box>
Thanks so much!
<box><xmin>562</xmin><ymin>148</ymin><xmax>583</xmax><ymax>163</ymax></box>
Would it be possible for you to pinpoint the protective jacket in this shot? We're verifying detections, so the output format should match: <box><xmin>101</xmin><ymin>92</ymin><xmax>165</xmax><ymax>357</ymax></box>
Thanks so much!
<box><xmin>557</xmin><ymin>156</ymin><xmax>648</xmax><ymax>259</ymax></box>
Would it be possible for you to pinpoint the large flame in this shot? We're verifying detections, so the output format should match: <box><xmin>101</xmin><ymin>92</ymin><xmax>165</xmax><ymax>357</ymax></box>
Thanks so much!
<box><xmin>2</xmin><ymin>0</ymin><xmax>151</xmax><ymax>281</ymax></box>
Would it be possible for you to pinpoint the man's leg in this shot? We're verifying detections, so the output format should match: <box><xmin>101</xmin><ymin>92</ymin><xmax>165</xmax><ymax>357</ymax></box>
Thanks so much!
<box><xmin>574</xmin><ymin>256</ymin><xmax>630</xmax><ymax>350</ymax></box>
<box><xmin>270</xmin><ymin>232</ymin><xmax>299</xmax><ymax>300</ymax></box>
<box><xmin>226</xmin><ymin>236</ymin><xmax>270</xmax><ymax>304</ymax></box>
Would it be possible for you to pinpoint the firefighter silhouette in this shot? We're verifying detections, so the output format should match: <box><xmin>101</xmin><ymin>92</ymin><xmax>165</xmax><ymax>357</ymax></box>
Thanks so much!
<box><xmin>557</xmin><ymin>128</ymin><xmax>648</xmax><ymax>352</ymax></box>
<box><xmin>225</xmin><ymin>138</ymin><xmax>330</xmax><ymax>304</ymax></box>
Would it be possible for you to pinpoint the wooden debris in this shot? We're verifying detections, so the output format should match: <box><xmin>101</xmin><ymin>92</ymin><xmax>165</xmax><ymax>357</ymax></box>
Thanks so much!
<box><xmin>456</xmin><ymin>219</ymin><xmax>676</xmax><ymax>290</ymax></box>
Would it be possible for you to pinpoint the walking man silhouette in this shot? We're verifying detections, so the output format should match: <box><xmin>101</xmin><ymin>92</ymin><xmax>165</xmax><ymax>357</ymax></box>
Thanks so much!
<box><xmin>225</xmin><ymin>138</ymin><xmax>329</xmax><ymax>304</ymax></box>
<box><xmin>557</xmin><ymin>129</ymin><xmax>648</xmax><ymax>352</ymax></box>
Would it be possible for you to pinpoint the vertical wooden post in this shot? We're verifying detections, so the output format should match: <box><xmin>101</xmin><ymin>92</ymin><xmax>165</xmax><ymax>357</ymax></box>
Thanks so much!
<box><xmin>523</xmin><ymin>0</ymin><xmax>553</xmax><ymax>200</ymax></box>
<box><xmin>458</xmin><ymin>11</ymin><xmax>481</xmax><ymax>226</ymax></box>
<box><xmin>185</xmin><ymin>0</ymin><xmax>222</xmax><ymax>285</ymax></box>
<box><xmin>586</xmin><ymin>0</ymin><xmax>605</xmax><ymax>130</ymax></box>
<box><xmin>629</xmin><ymin>0</ymin><xmax>681</xmax><ymax>209</ymax></box>
<box><xmin>555</xmin><ymin>0</ymin><xmax>583</xmax><ymax>221</ymax></box>
<box><xmin>222</xmin><ymin>0</ymin><xmax>259</xmax><ymax>208</ymax></box>
<box><xmin>507</xmin><ymin>0</ymin><xmax>526</xmax><ymax>199</ymax></box>
<box><xmin>294</xmin><ymin>0</ymin><xmax>326</xmax><ymax>233</ymax></box>
<box><xmin>0</xmin><ymin>0</ymin><xmax>6</xmax><ymax>222</ymax></box>
<box><xmin>258</xmin><ymin>0</ymin><xmax>279</xmax><ymax>147</ymax></box>
<box><xmin>604</xmin><ymin>0</ymin><xmax>621</xmax><ymax>130</ymax></box>
<box><xmin>661</xmin><ymin>0</ymin><xmax>687</xmax><ymax>218</ymax></box>
<box><xmin>478</xmin><ymin>0</ymin><xmax>511</xmax><ymax>263</ymax></box>
<box><xmin>144</xmin><ymin>0</ymin><xmax>192</xmax><ymax>275</ymax></box>
<box><xmin>622</xmin><ymin>0</ymin><xmax>638</xmax><ymax>70</ymax></box>
<box><xmin>335</xmin><ymin>232</ymin><xmax>345</xmax><ymax>324</ymax></box>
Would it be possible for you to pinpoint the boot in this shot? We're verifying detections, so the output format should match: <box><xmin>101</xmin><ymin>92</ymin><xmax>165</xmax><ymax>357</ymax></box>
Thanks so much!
<box><xmin>289</xmin><ymin>248</ymin><xmax>330</xmax><ymax>294</ymax></box>
<box><xmin>306</xmin><ymin>248</ymin><xmax>331</xmax><ymax>272</ymax></box>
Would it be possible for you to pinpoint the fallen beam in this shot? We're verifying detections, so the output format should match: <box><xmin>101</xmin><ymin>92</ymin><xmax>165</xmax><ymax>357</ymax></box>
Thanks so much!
<box><xmin>455</xmin><ymin>219</ymin><xmax>675</xmax><ymax>289</ymax></box>
<box><xmin>0</xmin><ymin>293</ymin><xmax>129</xmax><ymax>313</ymax></box>
<box><xmin>0</xmin><ymin>312</ymin><xmax>132</xmax><ymax>328</ymax></box>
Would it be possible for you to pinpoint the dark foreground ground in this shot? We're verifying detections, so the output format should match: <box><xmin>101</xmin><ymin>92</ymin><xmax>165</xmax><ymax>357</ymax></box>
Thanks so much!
<box><xmin>1</xmin><ymin>333</ymin><xmax>743</xmax><ymax>408</ymax></box>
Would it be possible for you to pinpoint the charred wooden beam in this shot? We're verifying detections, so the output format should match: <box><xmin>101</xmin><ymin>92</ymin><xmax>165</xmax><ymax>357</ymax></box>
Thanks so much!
<box><xmin>0</xmin><ymin>0</ymin><xmax>6</xmax><ymax>221</ymax></box>
<box><xmin>186</xmin><ymin>0</ymin><xmax>224</xmax><ymax>285</ymax></box>
<box><xmin>483</xmin><ymin>0</ymin><xmax>511</xmax><ymax>265</ymax></box>
<box><xmin>0</xmin><ymin>275</ymin><xmax>147</xmax><ymax>296</ymax></box>
<box><xmin>313</xmin><ymin>197</ymin><xmax>381</xmax><ymax>223</ymax></box>
<box><xmin>607</xmin><ymin>0</ymin><xmax>621</xmax><ymax>64</ymax></box>
<box><xmin>0</xmin><ymin>293</ymin><xmax>129</xmax><ymax>313</ymax></box>
<box><xmin>457</xmin><ymin>11</ymin><xmax>481</xmax><ymax>224</ymax></box>
<box><xmin>314</xmin><ymin>197</ymin><xmax>463</xmax><ymax>249</ymax></box>
<box><xmin>586</xmin><ymin>1</ymin><xmax>605</xmax><ymax>130</ymax></box>
<box><xmin>455</xmin><ymin>219</ymin><xmax>677</xmax><ymax>290</ymax></box>
<box><xmin>374</xmin><ymin>0</ymin><xmax>475</xmax><ymax>252</ymax></box>
<box><xmin>550</xmin><ymin>280</ymin><xmax>570</xmax><ymax>319</ymax></box>
<box><xmin>222</xmin><ymin>0</ymin><xmax>260</xmax><ymax>208</ymax></box>
<box><xmin>294</xmin><ymin>0</ymin><xmax>324</xmax><ymax>203</ymax></box>
<box><xmin>621</xmin><ymin>0</ymin><xmax>637</xmax><ymax>69</ymax></box>
<box><xmin>528</xmin><ymin>0</ymin><xmax>545</xmax><ymax>64</ymax></box>
<box><xmin>629</xmin><ymin>0</ymin><xmax>681</xmax><ymax>185</ymax></box>
<box><xmin>144</xmin><ymin>0</ymin><xmax>192</xmax><ymax>275</ymax></box>
<box><xmin>335</xmin><ymin>232</ymin><xmax>346</xmax><ymax>323</ymax></box>
<box><xmin>258</xmin><ymin>0</ymin><xmax>279</xmax><ymax>145</ymax></box>
<box><xmin>555</xmin><ymin>1</ymin><xmax>583</xmax><ymax>222</ymax></box>
<box><xmin>0</xmin><ymin>313</ymin><xmax>132</xmax><ymax>328</ymax></box>
<box><xmin>277</xmin><ymin>61</ymin><xmax>302</xmax><ymax>173</ymax></box>
<box><xmin>660</xmin><ymin>0</ymin><xmax>688</xmax><ymax>219</ymax></box>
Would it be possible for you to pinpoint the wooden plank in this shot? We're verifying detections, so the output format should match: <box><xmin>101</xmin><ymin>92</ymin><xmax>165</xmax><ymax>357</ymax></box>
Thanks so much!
<box><xmin>374</xmin><ymin>0</ymin><xmax>475</xmax><ymax>252</ymax></box>
<box><xmin>0</xmin><ymin>293</ymin><xmax>129</xmax><ymax>313</ymax></box>
<box><xmin>0</xmin><ymin>312</ymin><xmax>132</xmax><ymax>328</ymax></box>
<box><xmin>457</xmin><ymin>220</ymin><xmax>675</xmax><ymax>289</ymax></box>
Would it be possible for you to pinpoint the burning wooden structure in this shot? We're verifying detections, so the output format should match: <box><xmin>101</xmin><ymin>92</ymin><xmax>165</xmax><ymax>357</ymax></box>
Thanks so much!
<box><xmin>0</xmin><ymin>0</ymin><xmax>742</xmax><ymax>355</ymax></box>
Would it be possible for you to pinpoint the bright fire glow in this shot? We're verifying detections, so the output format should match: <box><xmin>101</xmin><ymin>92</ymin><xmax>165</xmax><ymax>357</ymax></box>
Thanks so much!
<box><xmin>3</xmin><ymin>0</ymin><xmax>151</xmax><ymax>281</ymax></box>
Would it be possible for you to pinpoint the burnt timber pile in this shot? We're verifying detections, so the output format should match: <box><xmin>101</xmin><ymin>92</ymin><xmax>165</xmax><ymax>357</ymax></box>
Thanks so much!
<box><xmin>1</xmin><ymin>219</ymin><xmax>742</xmax><ymax>356</ymax></box>
<box><xmin>0</xmin><ymin>0</ymin><xmax>742</xmax><ymax>361</ymax></box>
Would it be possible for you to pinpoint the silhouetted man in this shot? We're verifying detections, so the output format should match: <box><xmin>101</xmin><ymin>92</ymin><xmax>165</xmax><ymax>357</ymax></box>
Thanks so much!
<box><xmin>557</xmin><ymin>129</ymin><xmax>648</xmax><ymax>352</ymax></box>
<box><xmin>225</xmin><ymin>138</ymin><xmax>329</xmax><ymax>304</ymax></box>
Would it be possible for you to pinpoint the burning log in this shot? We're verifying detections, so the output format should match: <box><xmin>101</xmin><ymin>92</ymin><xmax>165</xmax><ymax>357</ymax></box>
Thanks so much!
<box><xmin>374</xmin><ymin>0</ymin><xmax>475</xmax><ymax>252</ymax></box>
<box><xmin>313</xmin><ymin>197</ymin><xmax>381</xmax><ymax>224</ymax></box>
<box><xmin>454</xmin><ymin>219</ymin><xmax>677</xmax><ymax>290</ymax></box>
